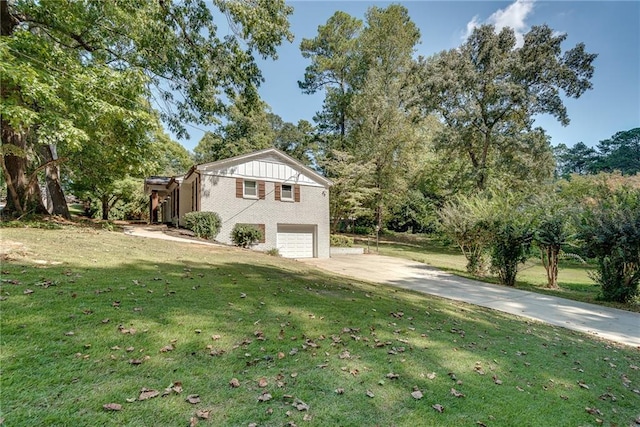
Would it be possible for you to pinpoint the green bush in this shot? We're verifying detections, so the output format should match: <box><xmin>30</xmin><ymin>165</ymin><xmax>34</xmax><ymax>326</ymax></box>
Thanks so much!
<box><xmin>579</xmin><ymin>188</ymin><xmax>640</xmax><ymax>302</ymax></box>
<box><xmin>353</xmin><ymin>226</ymin><xmax>372</xmax><ymax>235</ymax></box>
<box><xmin>265</xmin><ymin>248</ymin><xmax>280</xmax><ymax>257</ymax></box>
<box><xmin>184</xmin><ymin>211</ymin><xmax>222</xmax><ymax>240</ymax></box>
<box><xmin>330</xmin><ymin>234</ymin><xmax>353</xmax><ymax>247</ymax></box>
<box><xmin>231</xmin><ymin>224</ymin><xmax>263</xmax><ymax>248</ymax></box>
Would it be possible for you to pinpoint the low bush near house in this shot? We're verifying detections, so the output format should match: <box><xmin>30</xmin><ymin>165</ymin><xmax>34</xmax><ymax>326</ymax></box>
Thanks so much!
<box><xmin>330</xmin><ymin>234</ymin><xmax>353</xmax><ymax>247</ymax></box>
<box><xmin>184</xmin><ymin>211</ymin><xmax>222</xmax><ymax>240</ymax></box>
<box><xmin>231</xmin><ymin>223</ymin><xmax>263</xmax><ymax>247</ymax></box>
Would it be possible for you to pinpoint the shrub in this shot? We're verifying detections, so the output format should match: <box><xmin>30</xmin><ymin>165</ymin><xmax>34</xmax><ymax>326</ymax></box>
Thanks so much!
<box><xmin>330</xmin><ymin>234</ymin><xmax>353</xmax><ymax>247</ymax></box>
<box><xmin>579</xmin><ymin>188</ymin><xmax>640</xmax><ymax>302</ymax></box>
<box><xmin>231</xmin><ymin>224</ymin><xmax>263</xmax><ymax>248</ymax></box>
<box><xmin>353</xmin><ymin>226</ymin><xmax>372</xmax><ymax>235</ymax></box>
<box><xmin>490</xmin><ymin>220</ymin><xmax>533</xmax><ymax>287</ymax></box>
<box><xmin>184</xmin><ymin>211</ymin><xmax>222</xmax><ymax>240</ymax></box>
<box><xmin>265</xmin><ymin>248</ymin><xmax>281</xmax><ymax>257</ymax></box>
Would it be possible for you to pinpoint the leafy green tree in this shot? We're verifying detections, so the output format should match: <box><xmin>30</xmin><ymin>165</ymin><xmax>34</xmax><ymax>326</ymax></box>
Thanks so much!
<box><xmin>299</xmin><ymin>11</ymin><xmax>363</xmax><ymax>143</ymax></box>
<box><xmin>150</xmin><ymin>130</ymin><xmax>193</xmax><ymax>176</ymax></box>
<box><xmin>418</xmin><ymin>24</ymin><xmax>596</xmax><ymax>191</ymax></box>
<box><xmin>1</xmin><ymin>0</ymin><xmax>293</xmax><ymax>217</ymax></box>
<box><xmin>320</xmin><ymin>150</ymin><xmax>374</xmax><ymax>233</ymax></box>
<box><xmin>553</xmin><ymin>142</ymin><xmax>598</xmax><ymax>177</ymax></box>
<box><xmin>593</xmin><ymin>128</ymin><xmax>640</xmax><ymax>175</ymax></box>
<box><xmin>193</xmin><ymin>96</ymin><xmax>274</xmax><ymax>163</ymax></box>
<box><xmin>269</xmin><ymin>115</ymin><xmax>317</xmax><ymax>165</ymax></box>
<box><xmin>346</xmin><ymin>5</ymin><xmax>424</xmax><ymax>232</ymax></box>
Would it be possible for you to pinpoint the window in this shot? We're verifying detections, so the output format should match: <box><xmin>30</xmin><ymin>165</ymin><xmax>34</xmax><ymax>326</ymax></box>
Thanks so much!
<box><xmin>244</xmin><ymin>180</ymin><xmax>257</xmax><ymax>198</ymax></box>
<box><xmin>281</xmin><ymin>184</ymin><xmax>293</xmax><ymax>201</ymax></box>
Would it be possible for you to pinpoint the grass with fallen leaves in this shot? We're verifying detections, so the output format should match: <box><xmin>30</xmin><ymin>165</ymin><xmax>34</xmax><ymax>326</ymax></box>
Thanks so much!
<box><xmin>355</xmin><ymin>233</ymin><xmax>640</xmax><ymax>312</ymax></box>
<box><xmin>1</xmin><ymin>226</ymin><xmax>639</xmax><ymax>426</ymax></box>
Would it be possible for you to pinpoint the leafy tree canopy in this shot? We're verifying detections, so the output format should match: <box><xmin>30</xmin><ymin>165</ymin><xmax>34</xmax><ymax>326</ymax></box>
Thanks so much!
<box><xmin>418</xmin><ymin>24</ymin><xmax>597</xmax><ymax>191</ymax></box>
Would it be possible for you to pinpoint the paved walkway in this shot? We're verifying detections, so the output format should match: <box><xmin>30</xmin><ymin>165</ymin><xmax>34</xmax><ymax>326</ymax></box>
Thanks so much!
<box><xmin>302</xmin><ymin>254</ymin><xmax>640</xmax><ymax>348</ymax></box>
<box><xmin>123</xmin><ymin>225</ymin><xmax>221</xmax><ymax>247</ymax></box>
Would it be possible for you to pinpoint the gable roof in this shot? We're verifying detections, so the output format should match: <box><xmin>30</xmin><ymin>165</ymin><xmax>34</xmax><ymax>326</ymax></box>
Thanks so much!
<box><xmin>191</xmin><ymin>148</ymin><xmax>333</xmax><ymax>187</ymax></box>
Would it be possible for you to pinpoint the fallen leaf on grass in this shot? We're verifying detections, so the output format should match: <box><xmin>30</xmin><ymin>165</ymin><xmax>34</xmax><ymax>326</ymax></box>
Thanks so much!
<box><xmin>257</xmin><ymin>392</ymin><xmax>272</xmax><ymax>402</ymax></box>
<box><xmin>229</xmin><ymin>378</ymin><xmax>240</xmax><ymax>388</ymax></box>
<box><xmin>189</xmin><ymin>417</ymin><xmax>198</xmax><ymax>427</ymax></box>
<box><xmin>493</xmin><ymin>375</ymin><xmax>503</xmax><ymax>385</ymax></box>
<box><xmin>258</xmin><ymin>378</ymin><xmax>268</xmax><ymax>388</ymax></box>
<box><xmin>432</xmin><ymin>404</ymin><xmax>444</xmax><ymax>413</ymax></box>
<box><xmin>426</xmin><ymin>372</ymin><xmax>437</xmax><ymax>380</ymax></box>
<box><xmin>585</xmin><ymin>407</ymin><xmax>603</xmax><ymax>416</ymax></box>
<box><xmin>293</xmin><ymin>399</ymin><xmax>309</xmax><ymax>411</ymax></box>
<box><xmin>186</xmin><ymin>395</ymin><xmax>200</xmax><ymax>404</ymax></box>
<box><xmin>103</xmin><ymin>403</ymin><xmax>122</xmax><ymax>411</ymax></box>
<box><xmin>577</xmin><ymin>381</ymin><xmax>590</xmax><ymax>389</ymax></box>
<box><xmin>366</xmin><ymin>390</ymin><xmax>375</xmax><ymax>398</ymax></box>
<box><xmin>335</xmin><ymin>388</ymin><xmax>344</xmax><ymax>395</ymax></box>
<box><xmin>450</xmin><ymin>388</ymin><xmax>465</xmax><ymax>398</ymax></box>
<box><xmin>195</xmin><ymin>409</ymin><xmax>210</xmax><ymax>419</ymax></box>
<box><xmin>386</xmin><ymin>372</ymin><xmax>399</xmax><ymax>379</ymax></box>
<box><xmin>163</xmin><ymin>381</ymin><xmax>183</xmax><ymax>396</ymax></box>
<box><xmin>411</xmin><ymin>390</ymin><xmax>423</xmax><ymax>399</ymax></box>
<box><xmin>138</xmin><ymin>388</ymin><xmax>160</xmax><ymax>401</ymax></box>
<box><xmin>159</xmin><ymin>344</ymin><xmax>174</xmax><ymax>353</ymax></box>
<box><xmin>64</xmin><ymin>331</ymin><xmax>74</xmax><ymax>336</ymax></box>
<box><xmin>303</xmin><ymin>413</ymin><xmax>313</xmax><ymax>421</ymax></box>
<box><xmin>24</xmin><ymin>289</ymin><xmax>34</xmax><ymax>295</ymax></box>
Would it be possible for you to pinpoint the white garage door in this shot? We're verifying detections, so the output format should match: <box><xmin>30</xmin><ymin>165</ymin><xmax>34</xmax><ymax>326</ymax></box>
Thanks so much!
<box><xmin>277</xmin><ymin>225</ymin><xmax>315</xmax><ymax>258</ymax></box>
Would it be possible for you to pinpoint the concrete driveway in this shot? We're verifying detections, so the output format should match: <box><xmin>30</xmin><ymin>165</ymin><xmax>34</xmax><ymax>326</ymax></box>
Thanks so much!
<box><xmin>302</xmin><ymin>254</ymin><xmax>640</xmax><ymax>348</ymax></box>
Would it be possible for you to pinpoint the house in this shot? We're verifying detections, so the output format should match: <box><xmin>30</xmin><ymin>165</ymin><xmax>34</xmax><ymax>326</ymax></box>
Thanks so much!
<box><xmin>144</xmin><ymin>148</ymin><xmax>333</xmax><ymax>258</ymax></box>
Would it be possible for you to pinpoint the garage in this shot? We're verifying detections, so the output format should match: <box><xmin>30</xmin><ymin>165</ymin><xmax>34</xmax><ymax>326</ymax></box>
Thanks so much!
<box><xmin>277</xmin><ymin>224</ymin><xmax>316</xmax><ymax>258</ymax></box>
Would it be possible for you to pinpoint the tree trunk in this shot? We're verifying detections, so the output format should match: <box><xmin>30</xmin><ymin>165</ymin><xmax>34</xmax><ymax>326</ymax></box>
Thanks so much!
<box><xmin>541</xmin><ymin>246</ymin><xmax>560</xmax><ymax>289</ymax></box>
<box><xmin>101</xmin><ymin>195</ymin><xmax>110</xmax><ymax>220</ymax></box>
<box><xmin>1</xmin><ymin>119</ymin><xmax>48</xmax><ymax>216</ymax></box>
<box><xmin>39</xmin><ymin>144</ymin><xmax>70</xmax><ymax>219</ymax></box>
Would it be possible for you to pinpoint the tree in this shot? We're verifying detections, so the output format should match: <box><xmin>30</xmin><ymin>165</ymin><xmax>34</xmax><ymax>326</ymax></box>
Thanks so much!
<box><xmin>343</xmin><ymin>5</ymin><xmax>424</xmax><ymax>232</ymax></box>
<box><xmin>593</xmin><ymin>128</ymin><xmax>640</xmax><ymax>175</ymax></box>
<box><xmin>192</xmin><ymin>95</ymin><xmax>274</xmax><ymax>163</ymax></box>
<box><xmin>1</xmin><ymin>0</ymin><xmax>293</xmax><ymax>217</ymax></box>
<box><xmin>150</xmin><ymin>130</ymin><xmax>193</xmax><ymax>176</ymax></box>
<box><xmin>418</xmin><ymin>24</ymin><xmax>596</xmax><ymax>191</ymax></box>
<box><xmin>270</xmin><ymin>115</ymin><xmax>317</xmax><ymax>165</ymax></box>
<box><xmin>299</xmin><ymin>11</ymin><xmax>364</xmax><ymax>152</ymax></box>
<box><xmin>320</xmin><ymin>150</ymin><xmax>374</xmax><ymax>233</ymax></box>
<box><xmin>553</xmin><ymin>142</ymin><xmax>598</xmax><ymax>177</ymax></box>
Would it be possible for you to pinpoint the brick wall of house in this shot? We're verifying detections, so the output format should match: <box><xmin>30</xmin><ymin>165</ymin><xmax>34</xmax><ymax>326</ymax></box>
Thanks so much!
<box><xmin>199</xmin><ymin>174</ymin><xmax>330</xmax><ymax>258</ymax></box>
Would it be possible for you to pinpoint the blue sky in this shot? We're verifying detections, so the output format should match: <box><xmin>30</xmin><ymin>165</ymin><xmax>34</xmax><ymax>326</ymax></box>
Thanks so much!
<box><xmin>176</xmin><ymin>1</ymin><xmax>639</xmax><ymax>151</ymax></box>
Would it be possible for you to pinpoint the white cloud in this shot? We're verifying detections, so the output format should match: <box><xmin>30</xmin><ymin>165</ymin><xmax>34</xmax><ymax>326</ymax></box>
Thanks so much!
<box><xmin>463</xmin><ymin>0</ymin><xmax>535</xmax><ymax>47</ymax></box>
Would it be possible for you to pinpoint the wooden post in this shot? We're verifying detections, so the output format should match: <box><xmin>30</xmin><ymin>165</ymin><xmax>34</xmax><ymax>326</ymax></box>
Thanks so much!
<box><xmin>151</xmin><ymin>191</ymin><xmax>159</xmax><ymax>223</ymax></box>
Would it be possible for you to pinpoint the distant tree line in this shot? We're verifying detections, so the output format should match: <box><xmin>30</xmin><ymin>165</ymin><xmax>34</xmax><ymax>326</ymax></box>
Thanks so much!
<box><xmin>554</xmin><ymin>128</ymin><xmax>640</xmax><ymax>177</ymax></box>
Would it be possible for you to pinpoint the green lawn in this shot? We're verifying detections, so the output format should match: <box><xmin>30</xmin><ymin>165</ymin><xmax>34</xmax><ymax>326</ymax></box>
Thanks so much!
<box><xmin>353</xmin><ymin>233</ymin><xmax>639</xmax><ymax>313</ymax></box>
<box><xmin>1</xmin><ymin>226</ymin><xmax>639</xmax><ymax>426</ymax></box>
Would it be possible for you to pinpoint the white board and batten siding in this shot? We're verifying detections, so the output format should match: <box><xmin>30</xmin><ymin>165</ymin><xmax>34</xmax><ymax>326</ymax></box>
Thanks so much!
<box><xmin>202</xmin><ymin>159</ymin><xmax>324</xmax><ymax>187</ymax></box>
<box><xmin>277</xmin><ymin>225</ymin><xmax>316</xmax><ymax>258</ymax></box>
